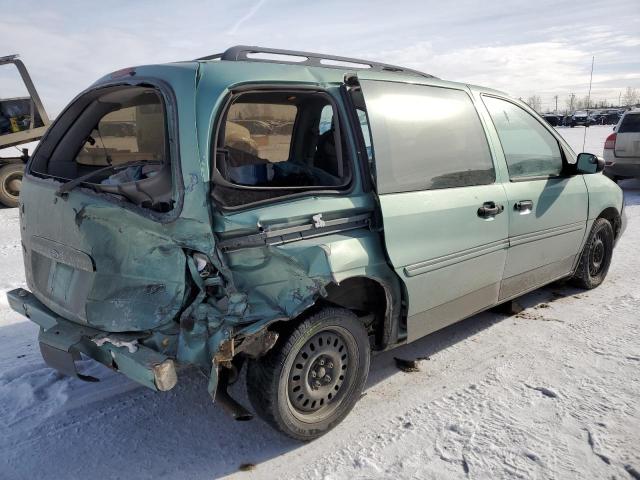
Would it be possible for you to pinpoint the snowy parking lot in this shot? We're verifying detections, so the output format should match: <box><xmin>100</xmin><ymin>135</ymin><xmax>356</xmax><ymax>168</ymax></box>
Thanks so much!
<box><xmin>0</xmin><ymin>125</ymin><xmax>638</xmax><ymax>479</ymax></box>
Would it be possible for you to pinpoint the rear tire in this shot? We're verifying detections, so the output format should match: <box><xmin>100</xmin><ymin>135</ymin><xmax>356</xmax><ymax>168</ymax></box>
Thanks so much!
<box><xmin>571</xmin><ymin>218</ymin><xmax>614</xmax><ymax>289</ymax></box>
<box><xmin>0</xmin><ymin>163</ymin><xmax>24</xmax><ymax>208</ymax></box>
<box><xmin>246</xmin><ymin>307</ymin><xmax>370</xmax><ymax>441</ymax></box>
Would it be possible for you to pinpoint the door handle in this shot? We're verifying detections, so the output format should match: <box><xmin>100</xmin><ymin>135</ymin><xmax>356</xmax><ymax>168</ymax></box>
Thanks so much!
<box><xmin>515</xmin><ymin>200</ymin><xmax>534</xmax><ymax>212</ymax></box>
<box><xmin>477</xmin><ymin>201</ymin><xmax>504</xmax><ymax>218</ymax></box>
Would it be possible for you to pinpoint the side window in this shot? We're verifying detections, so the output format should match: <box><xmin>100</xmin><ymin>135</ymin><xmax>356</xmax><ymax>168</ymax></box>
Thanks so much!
<box><xmin>214</xmin><ymin>91</ymin><xmax>350</xmax><ymax>207</ymax></box>
<box><xmin>225</xmin><ymin>102</ymin><xmax>296</xmax><ymax>165</ymax></box>
<box><xmin>483</xmin><ymin>96</ymin><xmax>563</xmax><ymax>178</ymax></box>
<box><xmin>361</xmin><ymin>81</ymin><xmax>495</xmax><ymax>194</ymax></box>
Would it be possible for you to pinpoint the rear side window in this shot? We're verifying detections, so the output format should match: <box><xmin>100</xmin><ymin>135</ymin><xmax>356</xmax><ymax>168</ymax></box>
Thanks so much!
<box><xmin>619</xmin><ymin>114</ymin><xmax>640</xmax><ymax>133</ymax></box>
<box><xmin>214</xmin><ymin>90</ymin><xmax>350</xmax><ymax>207</ymax></box>
<box><xmin>225</xmin><ymin>103</ymin><xmax>296</xmax><ymax>165</ymax></box>
<box><xmin>360</xmin><ymin>81</ymin><xmax>495</xmax><ymax>194</ymax></box>
<box><xmin>483</xmin><ymin>96</ymin><xmax>563</xmax><ymax>179</ymax></box>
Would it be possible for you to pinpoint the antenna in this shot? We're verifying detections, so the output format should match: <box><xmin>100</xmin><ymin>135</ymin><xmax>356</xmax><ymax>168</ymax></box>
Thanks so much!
<box><xmin>582</xmin><ymin>56</ymin><xmax>595</xmax><ymax>152</ymax></box>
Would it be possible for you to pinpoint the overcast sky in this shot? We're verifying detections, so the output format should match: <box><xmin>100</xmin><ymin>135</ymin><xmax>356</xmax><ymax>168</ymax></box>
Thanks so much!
<box><xmin>1</xmin><ymin>0</ymin><xmax>639</xmax><ymax>116</ymax></box>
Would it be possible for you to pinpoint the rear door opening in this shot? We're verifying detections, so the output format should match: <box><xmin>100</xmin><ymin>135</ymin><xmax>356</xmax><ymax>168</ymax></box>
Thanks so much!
<box><xmin>22</xmin><ymin>84</ymin><xmax>187</xmax><ymax>332</ymax></box>
<box><xmin>31</xmin><ymin>86</ymin><xmax>174</xmax><ymax>212</ymax></box>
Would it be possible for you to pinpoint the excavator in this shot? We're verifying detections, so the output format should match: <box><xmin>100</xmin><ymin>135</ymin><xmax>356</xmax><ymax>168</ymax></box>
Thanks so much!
<box><xmin>0</xmin><ymin>54</ymin><xmax>50</xmax><ymax>207</ymax></box>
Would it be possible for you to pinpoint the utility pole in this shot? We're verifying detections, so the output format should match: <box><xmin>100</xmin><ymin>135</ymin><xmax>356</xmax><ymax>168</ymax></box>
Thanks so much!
<box><xmin>569</xmin><ymin>93</ymin><xmax>575</xmax><ymax>111</ymax></box>
<box><xmin>554</xmin><ymin>95</ymin><xmax>558</xmax><ymax>113</ymax></box>
<box><xmin>619</xmin><ymin>91</ymin><xmax>622</xmax><ymax>107</ymax></box>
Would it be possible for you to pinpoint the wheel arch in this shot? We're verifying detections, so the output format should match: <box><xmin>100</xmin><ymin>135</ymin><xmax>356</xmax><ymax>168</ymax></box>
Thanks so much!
<box><xmin>597</xmin><ymin>206</ymin><xmax>622</xmax><ymax>240</ymax></box>
<box><xmin>267</xmin><ymin>274</ymin><xmax>402</xmax><ymax>351</ymax></box>
<box><xmin>321</xmin><ymin>276</ymin><xmax>396</xmax><ymax>350</ymax></box>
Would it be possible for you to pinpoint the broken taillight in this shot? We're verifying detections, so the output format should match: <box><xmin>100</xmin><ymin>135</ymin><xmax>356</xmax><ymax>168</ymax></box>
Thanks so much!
<box><xmin>604</xmin><ymin>133</ymin><xmax>617</xmax><ymax>150</ymax></box>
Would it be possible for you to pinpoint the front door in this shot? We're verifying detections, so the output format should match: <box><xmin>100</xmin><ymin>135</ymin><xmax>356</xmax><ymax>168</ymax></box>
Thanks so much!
<box><xmin>359</xmin><ymin>79</ymin><xmax>509</xmax><ymax>342</ymax></box>
<box><xmin>481</xmin><ymin>96</ymin><xmax>588</xmax><ymax>301</ymax></box>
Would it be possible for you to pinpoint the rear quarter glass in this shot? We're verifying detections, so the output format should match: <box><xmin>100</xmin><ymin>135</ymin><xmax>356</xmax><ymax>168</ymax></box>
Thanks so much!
<box><xmin>619</xmin><ymin>114</ymin><xmax>640</xmax><ymax>133</ymax></box>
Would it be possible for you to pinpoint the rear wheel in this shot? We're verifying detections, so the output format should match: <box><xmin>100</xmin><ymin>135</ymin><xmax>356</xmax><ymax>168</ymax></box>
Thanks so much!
<box><xmin>571</xmin><ymin>218</ymin><xmax>614</xmax><ymax>289</ymax></box>
<box><xmin>246</xmin><ymin>307</ymin><xmax>370</xmax><ymax>441</ymax></box>
<box><xmin>0</xmin><ymin>163</ymin><xmax>24</xmax><ymax>208</ymax></box>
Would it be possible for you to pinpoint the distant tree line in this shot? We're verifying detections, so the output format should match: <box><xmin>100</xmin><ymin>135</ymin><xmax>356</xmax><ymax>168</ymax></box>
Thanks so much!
<box><xmin>523</xmin><ymin>87</ymin><xmax>639</xmax><ymax>113</ymax></box>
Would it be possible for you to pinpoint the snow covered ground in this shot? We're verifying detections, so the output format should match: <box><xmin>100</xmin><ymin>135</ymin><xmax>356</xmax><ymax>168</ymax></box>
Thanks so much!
<box><xmin>0</xmin><ymin>125</ymin><xmax>638</xmax><ymax>479</ymax></box>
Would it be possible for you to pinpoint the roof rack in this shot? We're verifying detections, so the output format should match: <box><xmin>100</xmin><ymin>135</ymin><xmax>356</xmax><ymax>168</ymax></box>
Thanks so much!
<box><xmin>0</xmin><ymin>54</ymin><xmax>20</xmax><ymax>65</ymax></box>
<box><xmin>196</xmin><ymin>45</ymin><xmax>434</xmax><ymax>79</ymax></box>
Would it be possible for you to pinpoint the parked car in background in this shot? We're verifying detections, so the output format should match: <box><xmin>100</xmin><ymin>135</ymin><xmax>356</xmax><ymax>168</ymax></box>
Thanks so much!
<box><xmin>6</xmin><ymin>45</ymin><xmax>626</xmax><ymax>441</ymax></box>
<box><xmin>570</xmin><ymin>110</ymin><xmax>591</xmax><ymax>127</ymax></box>
<box><xmin>541</xmin><ymin>113</ymin><xmax>563</xmax><ymax>127</ymax></box>
<box><xmin>604</xmin><ymin>109</ymin><xmax>640</xmax><ymax>181</ymax></box>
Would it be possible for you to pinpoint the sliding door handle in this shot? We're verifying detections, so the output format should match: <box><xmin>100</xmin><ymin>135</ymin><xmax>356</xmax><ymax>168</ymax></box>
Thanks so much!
<box><xmin>477</xmin><ymin>201</ymin><xmax>504</xmax><ymax>218</ymax></box>
<box><xmin>515</xmin><ymin>200</ymin><xmax>534</xmax><ymax>212</ymax></box>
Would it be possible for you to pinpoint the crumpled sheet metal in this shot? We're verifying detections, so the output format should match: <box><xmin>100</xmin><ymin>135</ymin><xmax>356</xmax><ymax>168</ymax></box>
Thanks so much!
<box><xmin>176</xmin><ymin>228</ymin><xmax>398</xmax><ymax>396</ymax></box>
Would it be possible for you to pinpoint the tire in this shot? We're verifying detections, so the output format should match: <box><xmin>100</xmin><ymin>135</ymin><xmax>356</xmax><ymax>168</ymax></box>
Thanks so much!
<box><xmin>571</xmin><ymin>218</ymin><xmax>614</xmax><ymax>289</ymax></box>
<box><xmin>246</xmin><ymin>307</ymin><xmax>370</xmax><ymax>441</ymax></box>
<box><xmin>0</xmin><ymin>163</ymin><xmax>24</xmax><ymax>208</ymax></box>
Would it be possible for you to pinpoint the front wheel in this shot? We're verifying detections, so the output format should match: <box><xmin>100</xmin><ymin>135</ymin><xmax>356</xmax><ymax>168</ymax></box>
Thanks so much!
<box><xmin>571</xmin><ymin>218</ymin><xmax>614</xmax><ymax>289</ymax></box>
<box><xmin>246</xmin><ymin>307</ymin><xmax>370</xmax><ymax>441</ymax></box>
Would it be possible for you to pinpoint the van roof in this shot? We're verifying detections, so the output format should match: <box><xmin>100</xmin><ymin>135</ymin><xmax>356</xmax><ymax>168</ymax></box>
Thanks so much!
<box><xmin>194</xmin><ymin>45</ymin><xmax>508</xmax><ymax>97</ymax></box>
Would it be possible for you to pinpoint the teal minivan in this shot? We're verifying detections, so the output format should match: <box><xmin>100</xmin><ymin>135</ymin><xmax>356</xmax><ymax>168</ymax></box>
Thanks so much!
<box><xmin>7</xmin><ymin>46</ymin><xmax>626</xmax><ymax>440</ymax></box>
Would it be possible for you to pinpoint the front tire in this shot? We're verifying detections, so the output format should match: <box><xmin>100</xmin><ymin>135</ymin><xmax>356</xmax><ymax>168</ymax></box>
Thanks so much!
<box><xmin>571</xmin><ymin>218</ymin><xmax>614</xmax><ymax>289</ymax></box>
<box><xmin>246</xmin><ymin>307</ymin><xmax>370</xmax><ymax>441</ymax></box>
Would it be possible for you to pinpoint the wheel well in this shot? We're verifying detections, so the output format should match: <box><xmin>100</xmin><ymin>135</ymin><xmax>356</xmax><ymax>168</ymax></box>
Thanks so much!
<box><xmin>266</xmin><ymin>276</ymin><xmax>391</xmax><ymax>351</ymax></box>
<box><xmin>597</xmin><ymin>207</ymin><xmax>621</xmax><ymax>239</ymax></box>
<box><xmin>321</xmin><ymin>277</ymin><xmax>389</xmax><ymax>349</ymax></box>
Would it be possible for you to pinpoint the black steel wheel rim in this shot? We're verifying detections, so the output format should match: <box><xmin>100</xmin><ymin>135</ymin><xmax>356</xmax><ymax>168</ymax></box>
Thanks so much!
<box><xmin>589</xmin><ymin>231</ymin><xmax>607</xmax><ymax>276</ymax></box>
<box><xmin>287</xmin><ymin>327</ymin><xmax>355</xmax><ymax>421</ymax></box>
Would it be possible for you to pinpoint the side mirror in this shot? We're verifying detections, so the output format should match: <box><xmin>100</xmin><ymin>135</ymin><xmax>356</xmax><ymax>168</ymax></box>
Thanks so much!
<box><xmin>576</xmin><ymin>152</ymin><xmax>604</xmax><ymax>174</ymax></box>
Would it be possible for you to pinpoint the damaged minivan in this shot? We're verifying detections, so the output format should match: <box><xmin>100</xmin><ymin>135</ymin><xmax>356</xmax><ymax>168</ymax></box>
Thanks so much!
<box><xmin>8</xmin><ymin>46</ymin><xmax>626</xmax><ymax>440</ymax></box>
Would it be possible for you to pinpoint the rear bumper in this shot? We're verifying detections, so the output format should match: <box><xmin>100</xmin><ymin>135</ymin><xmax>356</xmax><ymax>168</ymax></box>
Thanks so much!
<box><xmin>6</xmin><ymin>288</ymin><xmax>177</xmax><ymax>391</ymax></box>
<box><xmin>604</xmin><ymin>154</ymin><xmax>640</xmax><ymax>178</ymax></box>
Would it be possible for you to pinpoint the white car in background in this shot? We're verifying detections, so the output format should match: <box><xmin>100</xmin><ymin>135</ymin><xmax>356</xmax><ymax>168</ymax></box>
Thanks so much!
<box><xmin>604</xmin><ymin>109</ymin><xmax>640</xmax><ymax>181</ymax></box>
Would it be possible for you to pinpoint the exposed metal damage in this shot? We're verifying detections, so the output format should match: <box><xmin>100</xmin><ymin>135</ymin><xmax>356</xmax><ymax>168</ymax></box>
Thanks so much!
<box><xmin>11</xmin><ymin>179</ymin><xmax>399</xmax><ymax>410</ymax></box>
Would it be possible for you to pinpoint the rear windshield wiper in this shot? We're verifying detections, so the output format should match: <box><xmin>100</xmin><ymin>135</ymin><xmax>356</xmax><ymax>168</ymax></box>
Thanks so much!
<box><xmin>55</xmin><ymin>161</ymin><xmax>161</xmax><ymax>197</ymax></box>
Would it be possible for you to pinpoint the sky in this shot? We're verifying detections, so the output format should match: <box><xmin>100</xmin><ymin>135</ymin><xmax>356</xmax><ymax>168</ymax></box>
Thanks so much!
<box><xmin>1</xmin><ymin>0</ymin><xmax>639</xmax><ymax>118</ymax></box>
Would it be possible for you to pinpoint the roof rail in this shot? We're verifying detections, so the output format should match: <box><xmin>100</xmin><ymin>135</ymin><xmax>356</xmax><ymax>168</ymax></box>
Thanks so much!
<box><xmin>0</xmin><ymin>54</ymin><xmax>20</xmax><ymax>65</ymax></box>
<box><xmin>196</xmin><ymin>45</ymin><xmax>434</xmax><ymax>79</ymax></box>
